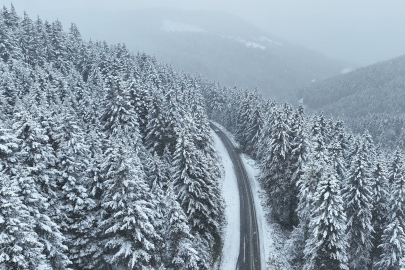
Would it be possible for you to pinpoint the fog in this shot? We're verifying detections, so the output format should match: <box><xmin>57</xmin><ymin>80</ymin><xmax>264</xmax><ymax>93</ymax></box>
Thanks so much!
<box><xmin>9</xmin><ymin>0</ymin><xmax>405</xmax><ymax>66</ymax></box>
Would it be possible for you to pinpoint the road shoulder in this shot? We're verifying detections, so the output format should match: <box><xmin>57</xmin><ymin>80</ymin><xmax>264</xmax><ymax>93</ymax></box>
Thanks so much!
<box><xmin>211</xmin><ymin>129</ymin><xmax>240</xmax><ymax>270</ymax></box>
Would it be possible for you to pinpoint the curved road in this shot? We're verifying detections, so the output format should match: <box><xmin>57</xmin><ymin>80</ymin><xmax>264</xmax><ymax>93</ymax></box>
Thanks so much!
<box><xmin>211</xmin><ymin>123</ymin><xmax>261</xmax><ymax>270</ymax></box>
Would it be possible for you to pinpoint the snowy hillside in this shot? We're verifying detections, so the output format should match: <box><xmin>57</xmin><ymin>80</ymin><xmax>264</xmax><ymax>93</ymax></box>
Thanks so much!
<box><xmin>65</xmin><ymin>8</ymin><xmax>348</xmax><ymax>101</ymax></box>
<box><xmin>0</xmin><ymin>6</ymin><xmax>224</xmax><ymax>270</ymax></box>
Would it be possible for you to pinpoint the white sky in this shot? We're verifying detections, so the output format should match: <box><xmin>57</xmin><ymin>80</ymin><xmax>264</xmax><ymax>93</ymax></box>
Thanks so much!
<box><xmin>9</xmin><ymin>0</ymin><xmax>405</xmax><ymax>65</ymax></box>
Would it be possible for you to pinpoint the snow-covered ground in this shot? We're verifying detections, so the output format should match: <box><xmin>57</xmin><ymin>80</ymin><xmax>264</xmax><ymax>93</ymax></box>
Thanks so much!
<box><xmin>211</xmin><ymin>130</ymin><xmax>240</xmax><ymax>270</ymax></box>
<box><xmin>223</xmin><ymin>36</ymin><xmax>266</xmax><ymax>50</ymax></box>
<box><xmin>256</xmin><ymin>36</ymin><xmax>283</xmax><ymax>46</ymax></box>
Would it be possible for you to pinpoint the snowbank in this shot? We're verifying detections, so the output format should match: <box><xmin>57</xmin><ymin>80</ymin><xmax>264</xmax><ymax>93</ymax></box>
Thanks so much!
<box><xmin>211</xmin><ymin>130</ymin><xmax>240</xmax><ymax>270</ymax></box>
<box><xmin>241</xmin><ymin>154</ymin><xmax>291</xmax><ymax>270</ymax></box>
<box><xmin>211</xmin><ymin>122</ymin><xmax>240</xmax><ymax>149</ymax></box>
<box><xmin>211</xmin><ymin>124</ymin><xmax>290</xmax><ymax>269</ymax></box>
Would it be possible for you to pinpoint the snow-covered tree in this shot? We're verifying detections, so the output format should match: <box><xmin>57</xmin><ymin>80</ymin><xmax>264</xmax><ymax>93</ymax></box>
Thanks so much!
<box><xmin>370</xmin><ymin>158</ymin><xmax>390</xmax><ymax>267</ymax></box>
<box><xmin>375</xmin><ymin>150</ymin><xmax>405</xmax><ymax>270</ymax></box>
<box><xmin>0</xmin><ymin>172</ymin><xmax>50</xmax><ymax>269</ymax></box>
<box><xmin>172</xmin><ymin>127</ymin><xmax>223</xmax><ymax>269</ymax></box>
<box><xmin>260</xmin><ymin>107</ymin><xmax>294</xmax><ymax>228</ymax></box>
<box><xmin>342</xmin><ymin>134</ymin><xmax>374</xmax><ymax>269</ymax></box>
<box><xmin>160</xmin><ymin>183</ymin><xmax>200</xmax><ymax>270</ymax></box>
<box><xmin>53</xmin><ymin>108</ymin><xmax>96</xmax><ymax>269</ymax></box>
<box><xmin>13</xmin><ymin>110</ymin><xmax>71</xmax><ymax>269</ymax></box>
<box><xmin>303</xmin><ymin>162</ymin><xmax>348</xmax><ymax>270</ymax></box>
<box><xmin>97</xmin><ymin>143</ymin><xmax>161</xmax><ymax>269</ymax></box>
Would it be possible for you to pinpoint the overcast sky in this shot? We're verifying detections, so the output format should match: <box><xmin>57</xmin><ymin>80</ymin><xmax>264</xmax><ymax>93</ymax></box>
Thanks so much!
<box><xmin>9</xmin><ymin>0</ymin><xmax>405</xmax><ymax>65</ymax></box>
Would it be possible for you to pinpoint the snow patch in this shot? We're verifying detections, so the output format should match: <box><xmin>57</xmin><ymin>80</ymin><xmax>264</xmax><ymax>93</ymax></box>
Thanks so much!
<box><xmin>224</xmin><ymin>36</ymin><xmax>266</xmax><ymax>50</ymax></box>
<box><xmin>211</xmin><ymin>130</ymin><xmax>240</xmax><ymax>270</ymax></box>
<box><xmin>341</xmin><ymin>67</ymin><xmax>353</xmax><ymax>74</ymax></box>
<box><xmin>161</xmin><ymin>20</ymin><xmax>206</xmax><ymax>33</ymax></box>
<box><xmin>235</xmin><ymin>37</ymin><xmax>266</xmax><ymax>50</ymax></box>
<box><xmin>257</xmin><ymin>36</ymin><xmax>283</xmax><ymax>46</ymax></box>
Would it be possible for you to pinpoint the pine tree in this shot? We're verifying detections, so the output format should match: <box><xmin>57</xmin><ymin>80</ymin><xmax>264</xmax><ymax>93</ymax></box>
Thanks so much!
<box><xmin>294</xmin><ymin>115</ymin><xmax>329</xmax><ymax>269</ymax></box>
<box><xmin>375</xmin><ymin>150</ymin><xmax>405</xmax><ymax>270</ymax></box>
<box><xmin>0</xmin><ymin>172</ymin><xmax>51</xmax><ymax>270</ymax></box>
<box><xmin>20</xmin><ymin>12</ymin><xmax>39</xmax><ymax>66</ymax></box>
<box><xmin>245</xmin><ymin>101</ymin><xmax>264</xmax><ymax>159</ymax></box>
<box><xmin>288</xmin><ymin>104</ymin><xmax>307</xmax><ymax>227</ymax></box>
<box><xmin>54</xmin><ymin>108</ymin><xmax>96</xmax><ymax>269</ymax></box>
<box><xmin>236</xmin><ymin>92</ymin><xmax>254</xmax><ymax>150</ymax></box>
<box><xmin>13</xmin><ymin>110</ymin><xmax>71</xmax><ymax>269</ymax></box>
<box><xmin>144</xmin><ymin>89</ymin><xmax>165</xmax><ymax>155</ymax></box>
<box><xmin>172</xmin><ymin>128</ymin><xmax>222</xmax><ymax>269</ymax></box>
<box><xmin>342</xmin><ymin>134</ymin><xmax>374</xmax><ymax>269</ymax></box>
<box><xmin>370</xmin><ymin>158</ymin><xmax>390</xmax><ymax>268</ymax></box>
<box><xmin>303</xmin><ymin>161</ymin><xmax>348</xmax><ymax>270</ymax></box>
<box><xmin>0</xmin><ymin>10</ymin><xmax>21</xmax><ymax>62</ymax></box>
<box><xmin>100</xmin><ymin>74</ymin><xmax>139</xmax><ymax>144</ymax></box>
<box><xmin>160</xmin><ymin>88</ymin><xmax>182</xmax><ymax>154</ymax></box>
<box><xmin>97</xmin><ymin>142</ymin><xmax>161</xmax><ymax>269</ymax></box>
<box><xmin>256</xmin><ymin>100</ymin><xmax>277</xmax><ymax>161</ymax></box>
<box><xmin>328</xmin><ymin>120</ymin><xmax>348</xmax><ymax>183</ymax></box>
<box><xmin>260</xmin><ymin>108</ymin><xmax>294</xmax><ymax>228</ymax></box>
<box><xmin>0</xmin><ymin>126</ymin><xmax>19</xmax><ymax>175</ymax></box>
<box><xmin>161</xmin><ymin>183</ymin><xmax>200</xmax><ymax>270</ymax></box>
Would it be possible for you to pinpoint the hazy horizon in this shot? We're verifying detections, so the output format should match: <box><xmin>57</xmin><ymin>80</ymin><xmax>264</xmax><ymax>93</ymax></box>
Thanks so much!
<box><xmin>8</xmin><ymin>0</ymin><xmax>405</xmax><ymax>66</ymax></box>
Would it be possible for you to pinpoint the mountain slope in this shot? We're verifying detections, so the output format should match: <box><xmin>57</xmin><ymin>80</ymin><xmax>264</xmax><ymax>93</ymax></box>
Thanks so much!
<box><xmin>299</xmin><ymin>54</ymin><xmax>405</xmax><ymax>148</ymax></box>
<box><xmin>69</xmin><ymin>8</ymin><xmax>348</xmax><ymax>101</ymax></box>
<box><xmin>300</xmin><ymin>54</ymin><xmax>405</xmax><ymax>117</ymax></box>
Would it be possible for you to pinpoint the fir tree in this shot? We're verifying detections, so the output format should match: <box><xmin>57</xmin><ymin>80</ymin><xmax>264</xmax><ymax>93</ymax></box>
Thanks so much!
<box><xmin>0</xmin><ymin>172</ymin><xmax>50</xmax><ymax>270</ymax></box>
<box><xmin>13</xmin><ymin>110</ymin><xmax>71</xmax><ymax>269</ymax></box>
<box><xmin>370</xmin><ymin>159</ymin><xmax>390</xmax><ymax>268</ymax></box>
<box><xmin>54</xmin><ymin>108</ymin><xmax>96</xmax><ymax>269</ymax></box>
<box><xmin>342</xmin><ymin>134</ymin><xmax>374</xmax><ymax>269</ymax></box>
<box><xmin>172</xmin><ymin>128</ymin><xmax>222</xmax><ymax>269</ymax></box>
<box><xmin>98</xmin><ymin>143</ymin><xmax>161</xmax><ymax>269</ymax></box>
<box><xmin>260</xmin><ymin>108</ymin><xmax>294</xmax><ymax>228</ymax></box>
<box><xmin>375</xmin><ymin>150</ymin><xmax>405</xmax><ymax>270</ymax></box>
<box><xmin>303</xmin><ymin>162</ymin><xmax>348</xmax><ymax>270</ymax></box>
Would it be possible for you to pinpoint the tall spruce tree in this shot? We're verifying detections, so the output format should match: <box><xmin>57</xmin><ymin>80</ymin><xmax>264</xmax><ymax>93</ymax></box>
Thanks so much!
<box><xmin>260</xmin><ymin>107</ymin><xmax>294</xmax><ymax>228</ymax></box>
<box><xmin>0</xmin><ymin>172</ymin><xmax>50</xmax><ymax>270</ymax></box>
<box><xmin>375</xmin><ymin>150</ymin><xmax>405</xmax><ymax>270</ymax></box>
<box><xmin>13</xmin><ymin>110</ymin><xmax>71</xmax><ymax>269</ymax></box>
<box><xmin>342</xmin><ymin>134</ymin><xmax>374</xmax><ymax>269</ymax></box>
<box><xmin>303</xmin><ymin>161</ymin><xmax>349</xmax><ymax>270</ymax></box>
<box><xmin>370</xmin><ymin>158</ymin><xmax>390</xmax><ymax>268</ymax></box>
<box><xmin>98</xmin><ymin>142</ymin><xmax>161</xmax><ymax>269</ymax></box>
<box><xmin>172</xmin><ymin>127</ymin><xmax>222</xmax><ymax>269</ymax></box>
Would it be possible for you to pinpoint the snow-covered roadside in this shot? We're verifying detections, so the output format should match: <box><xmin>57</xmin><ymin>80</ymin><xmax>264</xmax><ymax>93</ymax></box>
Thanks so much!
<box><xmin>211</xmin><ymin>122</ymin><xmax>240</xmax><ymax>149</ymax></box>
<box><xmin>241</xmin><ymin>155</ymin><xmax>290</xmax><ymax>270</ymax></box>
<box><xmin>211</xmin><ymin>130</ymin><xmax>240</xmax><ymax>270</ymax></box>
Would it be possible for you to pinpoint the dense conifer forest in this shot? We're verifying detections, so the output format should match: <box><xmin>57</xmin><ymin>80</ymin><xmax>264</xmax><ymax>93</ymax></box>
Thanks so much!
<box><xmin>204</xmin><ymin>84</ymin><xmax>405</xmax><ymax>269</ymax></box>
<box><xmin>299</xmin><ymin>54</ymin><xmax>405</xmax><ymax>149</ymax></box>
<box><xmin>0</xmin><ymin>5</ymin><xmax>224</xmax><ymax>269</ymax></box>
<box><xmin>2</xmin><ymin>3</ymin><xmax>405</xmax><ymax>270</ymax></box>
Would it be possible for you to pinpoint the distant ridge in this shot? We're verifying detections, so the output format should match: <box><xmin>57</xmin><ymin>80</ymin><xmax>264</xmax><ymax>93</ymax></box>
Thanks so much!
<box><xmin>299</xmin><ymin>54</ymin><xmax>405</xmax><ymax>117</ymax></box>
<box><xmin>300</xmin><ymin>54</ymin><xmax>405</xmax><ymax>148</ymax></box>
<box><xmin>72</xmin><ymin>8</ymin><xmax>348</xmax><ymax>101</ymax></box>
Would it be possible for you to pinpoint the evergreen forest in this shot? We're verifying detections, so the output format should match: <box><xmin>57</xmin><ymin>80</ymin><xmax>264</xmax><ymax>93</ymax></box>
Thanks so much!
<box><xmin>0</xmin><ymin>5</ymin><xmax>224</xmax><ymax>270</ymax></box>
<box><xmin>1</xmin><ymin>4</ymin><xmax>405</xmax><ymax>270</ymax></box>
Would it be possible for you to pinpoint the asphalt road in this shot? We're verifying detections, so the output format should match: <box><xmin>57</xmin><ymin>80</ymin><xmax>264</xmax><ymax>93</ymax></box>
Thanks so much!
<box><xmin>211</xmin><ymin>123</ymin><xmax>261</xmax><ymax>270</ymax></box>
